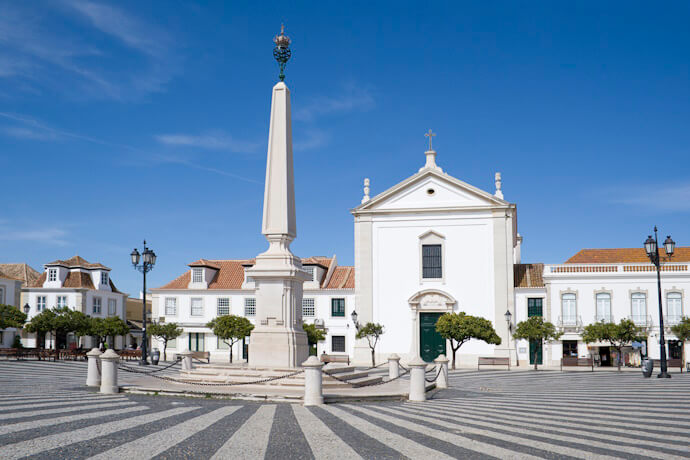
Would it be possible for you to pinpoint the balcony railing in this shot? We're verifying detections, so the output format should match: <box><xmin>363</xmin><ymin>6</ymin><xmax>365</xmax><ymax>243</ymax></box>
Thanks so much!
<box><xmin>665</xmin><ymin>315</ymin><xmax>682</xmax><ymax>326</ymax></box>
<box><xmin>594</xmin><ymin>314</ymin><xmax>614</xmax><ymax>323</ymax></box>
<box><xmin>558</xmin><ymin>316</ymin><xmax>583</xmax><ymax>332</ymax></box>
<box><xmin>547</xmin><ymin>263</ymin><xmax>689</xmax><ymax>275</ymax></box>
<box><xmin>630</xmin><ymin>315</ymin><xmax>653</xmax><ymax>328</ymax></box>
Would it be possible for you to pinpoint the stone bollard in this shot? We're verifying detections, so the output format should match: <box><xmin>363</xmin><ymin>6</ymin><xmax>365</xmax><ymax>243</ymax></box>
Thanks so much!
<box><xmin>434</xmin><ymin>354</ymin><xmax>450</xmax><ymax>389</ymax></box>
<box><xmin>408</xmin><ymin>356</ymin><xmax>427</xmax><ymax>402</ymax></box>
<box><xmin>99</xmin><ymin>349</ymin><xmax>120</xmax><ymax>394</ymax></box>
<box><xmin>180</xmin><ymin>351</ymin><xmax>194</xmax><ymax>371</ymax></box>
<box><xmin>388</xmin><ymin>353</ymin><xmax>401</xmax><ymax>379</ymax></box>
<box><xmin>302</xmin><ymin>355</ymin><xmax>324</xmax><ymax>406</ymax></box>
<box><xmin>86</xmin><ymin>348</ymin><xmax>102</xmax><ymax>387</ymax></box>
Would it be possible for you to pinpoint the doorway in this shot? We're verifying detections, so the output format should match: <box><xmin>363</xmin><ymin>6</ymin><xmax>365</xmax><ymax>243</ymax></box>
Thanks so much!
<box><xmin>563</xmin><ymin>340</ymin><xmax>578</xmax><ymax>358</ymax></box>
<box><xmin>188</xmin><ymin>333</ymin><xmax>205</xmax><ymax>352</ymax></box>
<box><xmin>420</xmin><ymin>312</ymin><xmax>445</xmax><ymax>362</ymax></box>
<box><xmin>529</xmin><ymin>340</ymin><xmax>543</xmax><ymax>365</ymax></box>
<box><xmin>599</xmin><ymin>346</ymin><xmax>611</xmax><ymax>366</ymax></box>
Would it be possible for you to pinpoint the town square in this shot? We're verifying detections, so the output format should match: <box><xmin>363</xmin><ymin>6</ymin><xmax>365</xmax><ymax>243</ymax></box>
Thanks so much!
<box><xmin>1</xmin><ymin>2</ymin><xmax>690</xmax><ymax>459</ymax></box>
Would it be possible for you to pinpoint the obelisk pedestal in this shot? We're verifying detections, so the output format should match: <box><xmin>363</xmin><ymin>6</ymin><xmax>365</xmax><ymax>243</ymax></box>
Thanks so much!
<box><xmin>247</xmin><ymin>77</ymin><xmax>309</xmax><ymax>368</ymax></box>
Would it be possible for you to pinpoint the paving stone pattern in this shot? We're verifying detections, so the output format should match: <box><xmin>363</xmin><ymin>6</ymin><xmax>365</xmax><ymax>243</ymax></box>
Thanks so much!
<box><xmin>1</xmin><ymin>361</ymin><xmax>689</xmax><ymax>459</ymax></box>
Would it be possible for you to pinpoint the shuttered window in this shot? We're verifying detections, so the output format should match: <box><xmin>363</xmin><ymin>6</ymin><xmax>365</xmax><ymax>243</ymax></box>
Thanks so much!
<box><xmin>332</xmin><ymin>335</ymin><xmax>345</xmax><ymax>353</ymax></box>
<box><xmin>331</xmin><ymin>298</ymin><xmax>345</xmax><ymax>317</ymax></box>
<box><xmin>527</xmin><ymin>298</ymin><xmax>543</xmax><ymax>317</ymax></box>
<box><xmin>422</xmin><ymin>244</ymin><xmax>442</xmax><ymax>279</ymax></box>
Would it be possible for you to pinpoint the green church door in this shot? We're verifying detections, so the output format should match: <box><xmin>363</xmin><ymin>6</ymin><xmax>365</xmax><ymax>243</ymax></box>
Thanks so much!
<box><xmin>529</xmin><ymin>340</ymin><xmax>543</xmax><ymax>365</ymax></box>
<box><xmin>420</xmin><ymin>313</ymin><xmax>445</xmax><ymax>362</ymax></box>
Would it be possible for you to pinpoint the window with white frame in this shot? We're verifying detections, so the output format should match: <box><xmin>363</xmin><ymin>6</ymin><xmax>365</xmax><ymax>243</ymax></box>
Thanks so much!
<box><xmin>192</xmin><ymin>268</ymin><xmax>203</xmax><ymax>283</ymax></box>
<box><xmin>101</xmin><ymin>272</ymin><xmax>108</xmax><ymax>285</ymax></box>
<box><xmin>331</xmin><ymin>335</ymin><xmax>346</xmax><ymax>353</ymax></box>
<box><xmin>302</xmin><ymin>298</ymin><xmax>315</xmax><ymax>317</ymax></box>
<box><xmin>595</xmin><ymin>293</ymin><xmax>612</xmax><ymax>322</ymax></box>
<box><xmin>244</xmin><ymin>297</ymin><xmax>256</xmax><ymax>316</ymax></box>
<box><xmin>56</xmin><ymin>296</ymin><xmax>67</xmax><ymax>309</ymax></box>
<box><xmin>303</xmin><ymin>266</ymin><xmax>315</xmax><ymax>281</ymax></box>
<box><xmin>48</xmin><ymin>268</ymin><xmax>57</xmax><ymax>282</ymax></box>
<box><xmin>0</xmin><ymin>287</ymin><xmax>4</xmax><ymax>304</ymax></box>
<box><xmin>217</xmin><ymin>298</ymin><xmax>230</xmax><ymax>316</ymax></box>
<box><xmin>165</xmin><ymin>298</ymin><xmax>177</xmax><ymax>316</ymax></box>
<box><xmin>217</xmin><ymin>336</ymin><xmax>229</xmax><ymax>349</ymax></box>
<box><xmin>93</xmin><ymin>297</ymin><xmax>102</xmax><ymax>314</ymax></box>
<box><xmin>422</xmin><ymin>244</ymin><xmax>442</xmax><ymax>279</ymax></box>
<box><xmin>190</xmin><ymin>298</ymin><xmax>203</xmax><ymax>316</ymax></box>
<box><xmin>667</xmin><ymin>292</ymin><xmax>682</xmax><ymax>324</ymax></box>
<box><xmin>108</xmin><ymin>299</ymin><xmax>116</xmax><ymax>316</ymax></box>
<box><xmin>37</xmin><ymin>296</ymin><xmax>46</xmax><ymax>311</ymax></box>
<box><xmin>168</xmin><ymin>337</ymin><xmax>177</xmax><ymax>348</ymax></box>
<box><xmin>561</xmin><ymin>293</ymin><xmax>577</xmax><ymax>324</ymax></box>
<box><xmin>631</xmin><ymin>293</ymin><xmax>647</xmax><ymax>324</ymax></box>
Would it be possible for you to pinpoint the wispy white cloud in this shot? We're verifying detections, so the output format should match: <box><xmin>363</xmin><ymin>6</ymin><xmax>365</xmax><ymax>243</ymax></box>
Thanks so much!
<box><xmin>294</xmin><ymin>129</ymin><xmax>329</xmax><ymax>151</ymax></box>
<box><xmin>607</xmin><ymin>183</ymin><xmax>690</xmax><ymax>211</ymax></box>
<box><xmin>0</xmin><ymin>226</ymin><xmax>69</xmax><ymax>246</ymax></box>
<box><xmin>2</xmin><ymin>126</ymin><xmax>60</xmax><ymax>141</ymax></box>
<box><xmin>294</xmin><ymin>85</ymin><xmax>375</xmax><ymax>122</ymax></box>
<box><xmin>155</xmin><ymin>132</ymin><xmax>260</xmax><ymax>153</ymax></box>
<box><xmin>0</xmin><ymin>1</ymin><xmax>177</xmax><ymax>100</ymax></box>
<box><xmin>151</xmin><ymin>154</ymin><xmax>263</xmax><ymax>185</ymax></box>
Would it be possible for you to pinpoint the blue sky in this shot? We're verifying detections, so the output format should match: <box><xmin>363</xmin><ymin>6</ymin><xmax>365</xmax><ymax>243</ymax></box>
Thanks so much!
<box><xmin>1</xmin><ymin>1</ymin><xmax>689</xmax><ymax>295</ymax></box>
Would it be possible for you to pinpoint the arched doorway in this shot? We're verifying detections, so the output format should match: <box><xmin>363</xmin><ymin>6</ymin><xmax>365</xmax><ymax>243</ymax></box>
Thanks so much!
<box><xmin>408</xmin><ymin>289</ymin><xmax>456</xmax><ymax>362</ymax></box>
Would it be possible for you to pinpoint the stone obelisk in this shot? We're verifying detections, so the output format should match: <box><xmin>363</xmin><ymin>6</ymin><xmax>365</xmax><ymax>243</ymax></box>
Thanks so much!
<box><xmin>247</xmin><ymin>26</ymin><xmax>309</xmax><ymax>368</ymax></box>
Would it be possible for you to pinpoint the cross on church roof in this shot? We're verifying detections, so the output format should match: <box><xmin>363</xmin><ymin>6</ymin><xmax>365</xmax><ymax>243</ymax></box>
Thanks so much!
<box><xmin>424</xmin><ymin>129</ymin><xmax>436</xmax><ymax>151</ymax></box>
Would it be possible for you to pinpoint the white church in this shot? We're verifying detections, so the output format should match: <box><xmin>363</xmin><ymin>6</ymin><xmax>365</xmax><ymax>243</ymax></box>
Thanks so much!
<box><xmin>150</xmin><ymin>30</ymin><xmax>690</xmax><ymax>369</ymax></box>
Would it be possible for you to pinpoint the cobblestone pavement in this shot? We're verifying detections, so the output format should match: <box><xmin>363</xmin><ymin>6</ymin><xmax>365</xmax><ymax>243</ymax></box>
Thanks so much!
<box><xmin>1</xmin><ymin>361</ymin><xmax>689</xmax><ymax>459</ymax></box>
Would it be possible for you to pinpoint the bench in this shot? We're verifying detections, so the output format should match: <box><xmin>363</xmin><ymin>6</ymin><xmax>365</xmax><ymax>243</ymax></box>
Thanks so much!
<box><xmin>119</xmin><ymin>350</ymin><xmax>142</xmax><ymax>361</ymax></box>
<box><xmin>478</xmin><ymin>356</ymin><xmax>510</xmax><ymax>370</ymax></box>
<box><xmin>653</xmin><ymin>358</ymin><xmax>683</xmax><ymax>373</ymax></box>
<box><xmin>320</xmin><ymin>353</ymin><xmax>350</xmax><ymax>365</ymax></box>
<box><xmin>173</xmin><ymin>351</ymin><xmax>210</xmax><ymax>363</ymax></box>
<box><xmin>561</xmin><ymin>357</ymin><xmax>594</xmax><ymax>371</ymax></box>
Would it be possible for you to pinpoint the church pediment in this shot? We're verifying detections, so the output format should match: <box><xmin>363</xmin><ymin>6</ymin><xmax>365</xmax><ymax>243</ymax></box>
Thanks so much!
<box><xmin>353</xmin><ymin>169</ymin><xmax>507</xmax><ymax>213</ymax></box>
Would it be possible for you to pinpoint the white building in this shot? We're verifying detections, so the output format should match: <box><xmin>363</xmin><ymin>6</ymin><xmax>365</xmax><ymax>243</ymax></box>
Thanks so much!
<box><xmin>150</xmin><ymin>257</ymin><xmax>355</xmax><ymax>362</ymax></box>
<box><xmin>22</xmin><ymin>256</ymin><xmax>128</xmax><ymax>349</ymax></box>
<box><xmin>513</xmin><ymin>248</ymin><xmax>690</xmax><ymax>368</ymax></box>
<box><xmin>0</xmin><ymin>263</ymin><xmax>40</xmax><ymax>347</ymax></box>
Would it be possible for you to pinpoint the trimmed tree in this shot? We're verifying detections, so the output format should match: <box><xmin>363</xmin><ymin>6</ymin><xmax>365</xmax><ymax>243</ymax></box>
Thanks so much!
<box><xmin>436</xmin><ymin>312</ymin><xmax>502</xmax><ymax>370</ymax></box>
<box><xmin>147</xmin><ymin>322</ymin><xmax>183</xmax><ymax>361</ymax></box>
<box><xmin>513</xmin><ymin>316</ymin><xmax>562</xmax><ymax>370</ymax></box>
<box><xmin>670</xmin><ymin>316</ymin><xmax>690</xmax><ymax>369</ymax></box>
<box><xmin>0</xmin><ymin>304</ymin><xmax>27</xmax><ymax>330</ymax></box>
<box><xmin>89</xmin><ymin>316</ymin><xmax>130</xmax><ymax>349</ymax></box>
<box><xmin>582</xmin><ymin>319</ymin><xmax>642</xmax><ymax>371</ymax></box>
<box><xmin>356</xmin><ymin>322</ymin><xmax>385</xmax><ymax>367</ymax></box>
<box><xmin>25</xmin><ymin>307</ymin><xmax>90</xmax><ymax>349</ymax></box>
<box><xmin>302</xmin><ymin>323</ymin><xmax>326</xmax><ymax>356</ymax></box>
<box><xmin>24</xmin><ymin>309</ymin><xmax>57</xmax><ymax>348</ymax></box>
<box><xmin>207</xmin><ymin>315</ymin><xmax>254</xmax><ymax>363</ymax></box>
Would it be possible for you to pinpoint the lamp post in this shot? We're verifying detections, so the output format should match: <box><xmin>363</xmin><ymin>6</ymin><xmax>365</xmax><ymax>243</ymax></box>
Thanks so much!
<box><xmin>350</xmin><ymin>310</ymin><xmax>360</xmax><ymax>331</ymax></box>
<box><xmin>644</xmin><ymin>226</ymin><xmax>675</xmax><ymax>378</ymax></box>
<box><xmin>130</xmin><ymin>240</ymin><xmax>156</xmax><ymax>365</ymax></box>
<box><xmin>23</xmin><ymin>304</ymin><xmax>30</xmax><ymax>315</ymax></box>
<box><xmin>504</xmin><ymin>309</ymin><xmax>519</xmax><ymax>367</ymax></box>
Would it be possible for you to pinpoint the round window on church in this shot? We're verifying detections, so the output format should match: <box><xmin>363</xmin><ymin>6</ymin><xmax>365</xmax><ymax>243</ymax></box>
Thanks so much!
<box><xmin>426</xmin><ymin>188</ymin><xmax>435</xmax><ymax>196</ymax></box>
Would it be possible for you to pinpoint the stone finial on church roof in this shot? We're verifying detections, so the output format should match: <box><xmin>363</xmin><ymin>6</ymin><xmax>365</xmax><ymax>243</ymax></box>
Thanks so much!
<box><xmin>361</xmin><ymin>178</ymin><xmax>370</xmax><ymax>204</ymax></box>
<box><xmin>494</xmin><ymin>172</ymin><xmax>504</xmax><ymax>199</ymax></box>
<box><xmin>419</xmin><ymin>129</ymin><xmax>443</xmax><ymax>173</ymax></box>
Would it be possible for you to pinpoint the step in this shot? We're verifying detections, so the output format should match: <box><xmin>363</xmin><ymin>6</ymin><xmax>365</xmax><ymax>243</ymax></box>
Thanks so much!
<box><xmin>324</xmin><ymin>371</ymin><xmax>371</xmax><ymax>381</ymax></box>
<box><xmin>323</xmin><ymin>366</ymin><xmax>355</xmax><ymax>375</ymax></box>
<box><xmin>348</xmin><ymin>375</ymin><xmax>383</xmax><ymax>388</ymax></box>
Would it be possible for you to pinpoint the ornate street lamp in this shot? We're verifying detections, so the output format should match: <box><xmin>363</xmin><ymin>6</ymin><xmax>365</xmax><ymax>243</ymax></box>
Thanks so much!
<box><xmin>504</xmin><ymin>308</ymin><xmax>519</xmax><ymax>367</ymax></box>
<box><xmin>504</xmin><ymin>309</ymin><xmax>512</xmax><ymax>331</ymax></box>
<box><xmin>131</xmin><ymin>240</ymin><xmax>156</xmax><ymax>365</ymax></box>
<box><xmin>23</xmin><ymin>303</ymin><xmax>30</xmax><ymax>315</ymax></box>
<box><xmin>273</xmin><ymin>24</ymin><xmax>291</xmax><ymax>82</ymax></box>
<box><xmin>644</xmin><ymin>226</ymin><xmax>675</xmax><ymax>378</ymax></box>
<box><xmin>350</xmin><ymin>310</ymin><xmax>360</xmax><ymax>330</ymax></box>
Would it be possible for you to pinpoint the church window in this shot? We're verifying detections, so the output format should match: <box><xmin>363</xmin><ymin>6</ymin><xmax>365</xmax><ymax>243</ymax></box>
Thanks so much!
<box><xmin>303</xmin><ymin>266</ymin><xmax>314</xmax><ymax>281</ymax></box>
<box><xmin>217</xmin><ymin>298</ymin><xmax>230</xmax><ymax>316</ymax></box>
<box><xmin>165</xmin><ymin>298</ymin><xmax>177</xmax><ymax>316</ymax></box>
<box><xmin>192</xmin><ymin>268</ymin><xmax>203</xmax><ymax>283</ymax></box>
<box><xmin>302</xmin><ymin>298</ymin><xmax>315</xmax><ymax>317</ymax></box>
<box><xmin>191</xmin><ymin>298</ymin><xmax>203</xmax><ymax>316</ymax></box>
<box><xmin>331</xmin><ymin>335</ymin><xmax>346</xmax><ymax>353</ymax></box>
<box><xmin>422</xmin><ymin>244</ymin><xmax>442</xmax><ymax>279</ymax></box>
<box><xmin>667</xmin><ymin>292</ymin><xmax>682</xmax><ymax>324</ymax></box>
<box><xmin>561</xmin><ymin>293</ymin><xmax>576</xmax><ymax>325</ymax></box>
<box><xmin>426</xmin><ymin>188</ymin><xmax>435</xmax><ymax>195</ymax></box>
<box><xmin>101</xmin><ymin>272</ymin><xmax>108</xmax><ymax>285</ymax></box>
<box><xmin>595</xmin><ymin>293</ymin><xmax>612</xmax><ymax>322</ymax></box>
<box><xmin>244</xmin><ymin>298</ymin><xmax>256</xmax><ymax>316</ymax></box>
<box><xmin>37</xmin><ymin>296</ymin><xmax>46</xmax><ymax>311</ymax></box>
<box><xmin>331</xmin><ymin>298</ymin><xmax>345</xmax><ymax>317</ymax></box>
<box><xmin>48</xmin><ymin>269</ymin><xmax>57</xmax><ymax>282</ymax></box>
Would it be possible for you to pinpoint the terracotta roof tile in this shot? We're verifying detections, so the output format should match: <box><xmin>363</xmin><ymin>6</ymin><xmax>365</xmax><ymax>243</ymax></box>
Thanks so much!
<box><xmin>565</xmin><ymin>247</ymin><xmax>690</xmax><ymax>264</ymax></box>
<box><xmin>324</xmin><ymin>266</ymin><xmax>355</xmax><ymax>289</ymax></box>
<box><xmin>45</xmin><ymin>255</ymin><xmax>109</xmax><ymax>270</ymax></box>
<box><xmin>0</xmin><ymin>263</ymin><xmax>41</xmax><ymax>284</ymax></box>
<box><xmin>302</xmin><ymin>257</ymin><xmax>334</xmax><ymax>269</ymax></box>
<box><xmin>63</xmin><ymin>272</ymin><xmax>95</xmax><ymax>289</ymax></box>
<box><xmin>514</xmin><ymin>263</ymin><xmax>544</xmax><ymax>288</ymax></box>
<box><xmin>31</xmin><ymin>272</ymin><xmax>47</xmax><ymax>288</ymax></box>
<box><xmin>188</xmin><ymin>259</ymin><xmax>222</xmax><ymax>269</ymax></box>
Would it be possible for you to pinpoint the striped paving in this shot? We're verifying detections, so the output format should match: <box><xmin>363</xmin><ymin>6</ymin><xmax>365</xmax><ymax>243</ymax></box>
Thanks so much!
<box><xmin>0</xmin><ymin>361</ymin><xmax>689</xmax><ymax>459</ymax></box>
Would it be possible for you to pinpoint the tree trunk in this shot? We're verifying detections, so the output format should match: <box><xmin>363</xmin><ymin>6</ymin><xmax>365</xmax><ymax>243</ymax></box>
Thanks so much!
<box><xmin>451</xmin><ymin>348</ymin><xmax>457</xmax><ymax>370</ymax></box>
<box><xmin>533</xmin><ymin>344</ymin><xmax>538</xmax><ymax>371</ymax></box>
<box><xmin>163</xmin><ymin>342</ymin><xmax>167</xmax><ymax>362</ymax></box>
<box><xmin>371</xmin><ymin>348</ymin><xmax>375</xmax><ymax>368</ymax></box>
<box><xmin>229</xmin><ymin>347</ymin><xmax>233</xmax><ymax>363</ymax></box>
<box><xmin>617</xmin><ymin>347</ymin><xmax>622</xmax><ymax>371</ymax></box>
